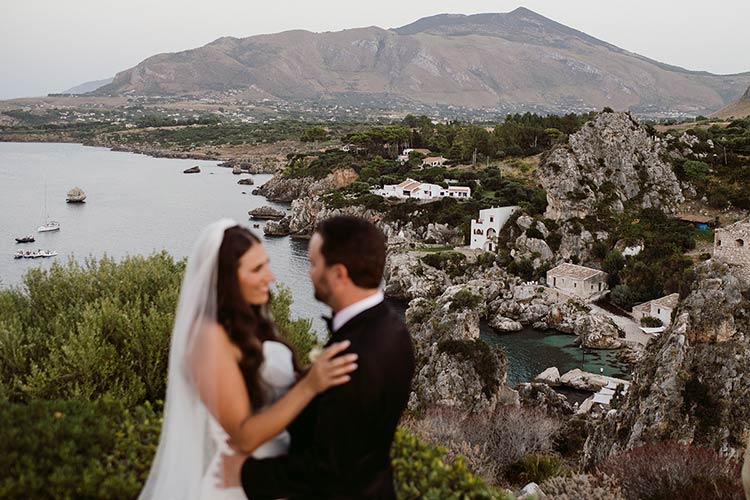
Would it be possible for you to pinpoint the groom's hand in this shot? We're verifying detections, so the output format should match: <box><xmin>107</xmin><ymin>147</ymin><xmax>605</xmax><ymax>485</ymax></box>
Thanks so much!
<box><xmin>216</xmin><ymin>449</ymin><xmax>248</xmax><ymax>489</ymax></box>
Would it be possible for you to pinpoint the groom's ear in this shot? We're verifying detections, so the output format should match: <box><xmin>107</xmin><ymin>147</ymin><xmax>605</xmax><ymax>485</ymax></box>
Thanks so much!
<box><xmin>331</xmin><ymin>263</ymin><xmax>350</xmax><ymax>283</ymax></box>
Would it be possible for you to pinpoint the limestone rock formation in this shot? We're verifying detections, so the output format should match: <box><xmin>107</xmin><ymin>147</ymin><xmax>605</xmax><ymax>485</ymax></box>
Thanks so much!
<box><xmin>517</xmin><ymin>382</ymin><xmax>574</xmax><ymax>417</ymax></box>
<box><xmin>383</xmin><ymin>251</ymin><xmax>450</xmax><ymax>301</ymax></box>
<box><xmin>257</xmin><ymin>168</ymin><xmax>358</xmax><ymax>202</ymax></box>
<box><xmin>573</xmin><ymin>314</ymin><xmax>623</xmax><ymax>349</ymax></box>
<box><xmin>65</xmin><ymin>186</ymin><xmax>86</xmax><ymax>203</ymax></box>
<box><xmin>533</xmin><ymin>367</ymin><xmax>561</xmax><ymax>386</ymax></box>
<box><xmin>559</xmin><ymin>368</ymin><xmax>610</xmax><ymax>391</ymax></box>
<box><xmin>538</xmin><ymin>112</ymin><xmax>683</xmax><ymax>222</ymax></box>
<box><xmin>248</xmin><ymin>206</ymin><xmax>285</xmax><ymax>220</ymax></box>
<box><xmin>406</xmin><ymin>289</ymin><xmax>513</xmax><ymax>413</ymax></box>
<box><xmin>584</xmin><ymin>260</ymin><xmax>750</xmax><ymax>467</ymax></box>
<box><xmin>490</xmin><ymin>316</ymin><xmax>524</xmax><ymax>332</ymax></box>
<box><xmin>263</xmin><ymin>217</ymin><xmax>291</xmax><ymax>236</ymax></box>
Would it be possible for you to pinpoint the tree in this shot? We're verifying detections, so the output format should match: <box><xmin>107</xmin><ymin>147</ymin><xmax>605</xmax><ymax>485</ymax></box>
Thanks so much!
<box><xmin>300</xmin><ymin>126</ymin><xmax>328</xmax><ymax>142</ymax></box>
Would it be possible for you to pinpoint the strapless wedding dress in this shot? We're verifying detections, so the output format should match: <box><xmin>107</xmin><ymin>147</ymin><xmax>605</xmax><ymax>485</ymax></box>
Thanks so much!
<box><xmin>199</xmin><ymin>341</ymin><xmax>296</xmax><ymax>499</ymax></box>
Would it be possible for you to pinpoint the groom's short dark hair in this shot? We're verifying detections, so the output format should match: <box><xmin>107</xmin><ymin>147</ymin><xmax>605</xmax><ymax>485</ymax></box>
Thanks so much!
<box><xmin>315</xmin><ymin>216</ymin><xmax>385</xmax><ymax>289</ymax></box>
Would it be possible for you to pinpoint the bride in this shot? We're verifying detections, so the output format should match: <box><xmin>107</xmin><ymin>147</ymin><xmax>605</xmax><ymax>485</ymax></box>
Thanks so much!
<box><xmin>139</xmin><ymin>219</ymin><xmax>358</xmax><ymax>500</ymax></box>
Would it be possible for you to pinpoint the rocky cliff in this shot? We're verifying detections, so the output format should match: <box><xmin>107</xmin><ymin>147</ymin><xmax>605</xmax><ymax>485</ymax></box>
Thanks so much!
<box><xmin>406</xmin><ymin>291</ymin><xmax>516</xmax><ymax>413</ymax></box>
<box><xmin>257</xmin><ymin>168</ymin><xmax>358</xmax><ymax>202</ymax></box>
<box><xmin>538</xmin><ymin>111</ymin><xmax>684</xmax><ymax>222</ymax></box>
<box><xmin>584</xmin><ymin>260</ymin><xmax>750</xmax><ymax>467</ymax></box>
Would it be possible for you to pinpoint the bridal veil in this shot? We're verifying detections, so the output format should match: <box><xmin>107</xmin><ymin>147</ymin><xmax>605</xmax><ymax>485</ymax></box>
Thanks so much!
<box><xmin>140</xmin><ymin>218</ymin><xmax>237</xmax><ymax>500</ymax></box>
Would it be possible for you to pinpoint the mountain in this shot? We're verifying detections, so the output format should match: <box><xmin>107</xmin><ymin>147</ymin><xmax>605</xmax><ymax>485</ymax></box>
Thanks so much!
<box><xmin>62</xmin><ymin>77</ymin><xmax>113</xmax><ymax>95</ymax></box>
<box><xmin>96</xmin><ymin>8</ymin><xmax>750</xmax><ymax>115</ymax></box>
<box><xmin>710</xmin><ymin>83</ymin><xmax>750</xmax><ymax>119</ymax></box>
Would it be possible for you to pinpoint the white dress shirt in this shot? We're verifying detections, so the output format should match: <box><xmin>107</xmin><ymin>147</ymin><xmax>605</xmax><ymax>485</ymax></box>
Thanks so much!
<box><xmin>331</xmin><ymin>291</ymin><xmax>384</xmax><ymax>333</ymax></box>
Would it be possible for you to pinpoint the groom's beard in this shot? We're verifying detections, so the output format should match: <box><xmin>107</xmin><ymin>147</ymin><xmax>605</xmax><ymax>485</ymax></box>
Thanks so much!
<box><xmin>313</xmin><ymin>280</ymin><xmax>329</xmax><ymax>305</ymax></box>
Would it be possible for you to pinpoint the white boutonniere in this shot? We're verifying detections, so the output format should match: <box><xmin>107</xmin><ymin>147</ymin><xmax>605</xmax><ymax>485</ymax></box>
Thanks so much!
<box><xmin>308</xmin><ymin>345</ymin><xmax>323</xmax><ymax>364</ymax></box>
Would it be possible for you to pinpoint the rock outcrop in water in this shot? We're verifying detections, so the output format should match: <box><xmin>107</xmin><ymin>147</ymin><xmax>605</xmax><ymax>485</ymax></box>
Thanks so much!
<box><xmin>584</xmin><ymin>260</ymin><xmax>750</xmax><ymax>467</ymax></box>
<box><xmin>538</xmin><ymin>112</ymin><xmax>684</xmax><ymax>222</ymax></box>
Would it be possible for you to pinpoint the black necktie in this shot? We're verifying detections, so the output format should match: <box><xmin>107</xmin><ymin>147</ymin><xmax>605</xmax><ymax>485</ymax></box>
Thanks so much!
<box><xmin>322</xmin><ymin>315</ymin><xmax>334</xmax><ymax>333</ymax></box>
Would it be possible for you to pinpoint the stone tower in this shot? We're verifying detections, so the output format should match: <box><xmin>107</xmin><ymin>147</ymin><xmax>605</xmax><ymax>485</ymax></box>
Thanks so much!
<box><xmin>714</xmin><ymin>219</ymin><xmax>750</xmax><ymax>281</ymax></box>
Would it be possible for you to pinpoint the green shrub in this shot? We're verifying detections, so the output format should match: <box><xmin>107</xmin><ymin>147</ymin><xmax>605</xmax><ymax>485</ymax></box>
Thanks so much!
<box><xmin>0</xmin><ymin>398</ymin><xmax>160</xmax><ymax>499</ymax></box>
<box><xmin>640</xmin><ymin>316</ymin><xmax>663</xmax><ymax>328</ymax></box>
<box><xmin>525</xmin><ymin>226</ymin><xmax>544</xmax><ymax>240</ymax></box>
<box><xmin>508</xmin><ymin>453</ymin><xmax>566</xmax><ymax>484</ymax></box>
<box><xmin>391</xmin><ymin>428</ymin><xmax>505</xmax><ymax>499</ymax></box>
<box><xmin>447</xmin><ymin>289</ymin><xmax>482</xmax><ymax>312</ymax></box>
<box><xmin>546</xmin><ymin>232</ymin><xmax>562</xmax><ymax>253</ymax></box>
<box><xmin>420</xmin><ymin>251</ymin><xmax>468</xmax><ymax>279</ymax></box>
<box><xmin>682</xmin><ymin>160</ymin><xmax>711</xmax><ymax>181</ymax></box>
<box><xmin>541</xmin><ymin>473</ymin><xmax>624</xmax><ymax>500</ymax></box>
<box><xmin>507</xmin><ymin>258</ymin><xmax>534</xmax><ymax>281</ymax></box>
<box><xmin>0</xmin><ymin>254</ymin><xmax>317</xmax><ymax>404</ymax></box>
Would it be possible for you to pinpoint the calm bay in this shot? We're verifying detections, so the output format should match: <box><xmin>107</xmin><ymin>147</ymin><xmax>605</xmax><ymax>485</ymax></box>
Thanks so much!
<box><xmin>0</xmin><ymin>142</ymin><xmax>628</xmax><ymax>384</ymax></box>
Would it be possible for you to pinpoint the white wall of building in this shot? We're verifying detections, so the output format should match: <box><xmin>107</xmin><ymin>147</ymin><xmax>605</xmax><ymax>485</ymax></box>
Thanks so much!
<box><xmin>470</xmin><ymin>206</ymin><xmax>519</xmax><ymax>251</ymax></box>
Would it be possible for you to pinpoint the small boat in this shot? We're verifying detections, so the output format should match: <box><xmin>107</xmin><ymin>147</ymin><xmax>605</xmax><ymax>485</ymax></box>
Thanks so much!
<box><xmin>15</xmin><ymin>236</ymin><xmax>35</xmax><ymax>243</ymax></box>
<box><xmin>38</xmin><ymin>221</ymin><xmax>60</xmax><ymax>232</ymax></box>
<box><xmin>14</xmin><ymin>249</ymin><xmax>58</xmax><ymax>259</ymax></box>
<box><xmin>38</xmin><ymin>182</ymin><xmax>60</xmax><ymax>232</ymax></box>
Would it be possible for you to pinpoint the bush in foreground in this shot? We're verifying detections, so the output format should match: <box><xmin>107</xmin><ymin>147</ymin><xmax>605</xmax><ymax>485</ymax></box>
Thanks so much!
<box><xmin>598</xmin><ymin>441</ymin><xmax>743</xmax><ymax>500</ymax></box>
<box><xmin>0</xmin><ymin>255</ymin><xmax>499</xmax><ymax>498</ymax></box>
<box><xmin>0</xmin><ymin>398</ymin><xmax>160</xmax><ymax>499</ymax></box>
<box><xmin>0</xmin><ymin>254</ymin><xmax>316</xmax><ymax>405</ymax></box>
<box><xmin>407</xmin><ymin>405</ymin><xmax>562</xmax><ymax>486</ymax></box>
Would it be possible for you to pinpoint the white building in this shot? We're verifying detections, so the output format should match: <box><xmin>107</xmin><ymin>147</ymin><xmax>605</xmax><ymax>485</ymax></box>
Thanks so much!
<box><xmin>373</xmin><ymin>178</ymin><xmax>471</xmax><ymax>200</ymax></box>
<box><xmin>631</xmin><ymin>293</ymin><xmax>679</xmax><ymax>326</ymax></box>
<box><xmin>396</xmin><ymin>148</ymin><xmax>431</xmax><ymax>163</ymax></box>
<box><xmin>546</xmin><ymin>263</ymin><xmax>608</xmax><ymax>301</ymax></box>
<box><xmin>421</xmin><ymin>156</ymin><xmax>447</xmax><ymax>168</ymax></box>
<box><xmin>470</xmin><ymin>206</ymin><xmax>519</xmax><ymax>252</ymax></box>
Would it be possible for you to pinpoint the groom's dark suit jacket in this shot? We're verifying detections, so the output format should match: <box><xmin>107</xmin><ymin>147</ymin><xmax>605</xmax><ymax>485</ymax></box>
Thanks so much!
<box><xmin>240</xmin><ymin>301</ymin><xmax>415</xmax><ymax>499</ymax></box>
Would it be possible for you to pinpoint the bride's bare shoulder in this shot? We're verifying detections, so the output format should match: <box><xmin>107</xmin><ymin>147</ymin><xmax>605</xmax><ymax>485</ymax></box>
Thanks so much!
<box><xmin>190</xmin><ymin>321</ymin><xmax>242</xmax><ymax>363</ymax></box>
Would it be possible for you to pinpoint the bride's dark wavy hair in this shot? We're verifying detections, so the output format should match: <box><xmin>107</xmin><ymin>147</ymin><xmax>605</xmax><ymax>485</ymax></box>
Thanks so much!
<box><xmin>216</xmin><ymin>225</ymin><xmax>299</xmax><ymax>408</ymax></box>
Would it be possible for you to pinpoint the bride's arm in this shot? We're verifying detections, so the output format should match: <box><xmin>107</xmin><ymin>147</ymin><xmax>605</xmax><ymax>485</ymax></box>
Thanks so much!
<box><xmin>190</xmin><ymin>322</ymin><xmax>356</xmax><ymax>455</ymax></box>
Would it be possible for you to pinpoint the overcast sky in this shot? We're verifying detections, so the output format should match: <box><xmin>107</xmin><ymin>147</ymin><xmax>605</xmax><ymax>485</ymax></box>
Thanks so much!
<box><xmin>2</xmin><ymin>0</ymin><xmax>748</xmax><ymax>100</ymax></box>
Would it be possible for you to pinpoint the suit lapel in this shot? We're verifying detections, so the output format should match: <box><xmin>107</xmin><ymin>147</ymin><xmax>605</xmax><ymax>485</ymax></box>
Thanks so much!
<box><xmin>328</xmin><ymin>302</ymin><xmax>388</xmax><ymax>344</ymax></box>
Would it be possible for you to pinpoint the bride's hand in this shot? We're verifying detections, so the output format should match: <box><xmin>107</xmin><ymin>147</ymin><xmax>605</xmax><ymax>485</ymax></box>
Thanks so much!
<box><xmin>303</xmin><ymin>340</ymin><xmax>358</xmax><ymax>394</ymax></box>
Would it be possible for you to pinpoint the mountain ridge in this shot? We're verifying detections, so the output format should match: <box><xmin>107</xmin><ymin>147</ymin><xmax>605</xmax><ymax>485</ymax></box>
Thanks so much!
<box><xmin>94</xmin><ymin>9</ymin><xmax>750</xmax><ymax>115</ymax></box>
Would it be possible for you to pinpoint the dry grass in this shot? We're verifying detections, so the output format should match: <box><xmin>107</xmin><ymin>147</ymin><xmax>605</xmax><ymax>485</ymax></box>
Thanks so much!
<box><xmin>405</xmin><ymin>405</ymin><xmax>562</xmax><ymax>485</ymax></box>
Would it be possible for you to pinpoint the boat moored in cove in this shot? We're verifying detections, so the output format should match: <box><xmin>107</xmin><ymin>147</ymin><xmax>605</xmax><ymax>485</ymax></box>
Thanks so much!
<box><xmin>15</xmin><ymin>235</ymin><xmax>35</xmax><ymax>243</ymax></box>
<box><xmin>14</xmin><ymin>249</ymin><xmax>58</xmax><ymax>259</ymax></box>
<box><xmin>37</xmin><ymin>221</ymin><xmax>60</xmax><ymax>232</ymax></box>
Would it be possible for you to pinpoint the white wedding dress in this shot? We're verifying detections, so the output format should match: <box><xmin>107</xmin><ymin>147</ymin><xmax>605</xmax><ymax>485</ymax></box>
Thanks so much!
<box><xmin>198</xmin><ymin>341</ymin><xmax>296</xmax><ymax>499</ymax></box>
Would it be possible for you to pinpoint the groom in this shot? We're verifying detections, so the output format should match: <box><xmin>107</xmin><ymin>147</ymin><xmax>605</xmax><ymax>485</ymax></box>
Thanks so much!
<box><xmin>223</xmin><ymin>215</ymin><xmax>415</xmax><ymax>499</ymax></box>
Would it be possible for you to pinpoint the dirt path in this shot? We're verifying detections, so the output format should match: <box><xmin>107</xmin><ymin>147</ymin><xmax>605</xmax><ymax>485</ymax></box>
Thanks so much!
<box><xmin>589</xmin><ymin>303</ymin><xmax>652</xmax><ymax>347</ymax></box>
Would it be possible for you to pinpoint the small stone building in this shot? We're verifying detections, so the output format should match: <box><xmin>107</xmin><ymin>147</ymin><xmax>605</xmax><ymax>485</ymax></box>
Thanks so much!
<box><xmin>547</xmin><ymin>263</ymin><xmax>608</xmax><ymax>301</ymax></box>
<box><xmin>632</xmin><ymin>293</ymin><xmax>679</xmax><ymax>326</ymax></box>
<box><xmin>714</xmin><ymin>219</ymin><xmax>750</xmax><ymax>281</ymax></box>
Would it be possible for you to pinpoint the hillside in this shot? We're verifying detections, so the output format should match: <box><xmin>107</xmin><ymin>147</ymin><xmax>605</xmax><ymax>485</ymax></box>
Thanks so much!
<box><xmin>95</xmin><ymin>8</ymin><xmax>750</xmax><ymax>115</ymax></box>
<box><xmin>710</xmin><ymin>83</ymin><xmax>750</xmax><ymax>119</ymax></box>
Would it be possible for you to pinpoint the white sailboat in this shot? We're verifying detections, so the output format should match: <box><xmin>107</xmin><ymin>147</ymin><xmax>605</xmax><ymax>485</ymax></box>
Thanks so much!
<box><xmin>37</xmin><ymin>183</ymin><xmax>60</xmax><ymax>232</ymax></box>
